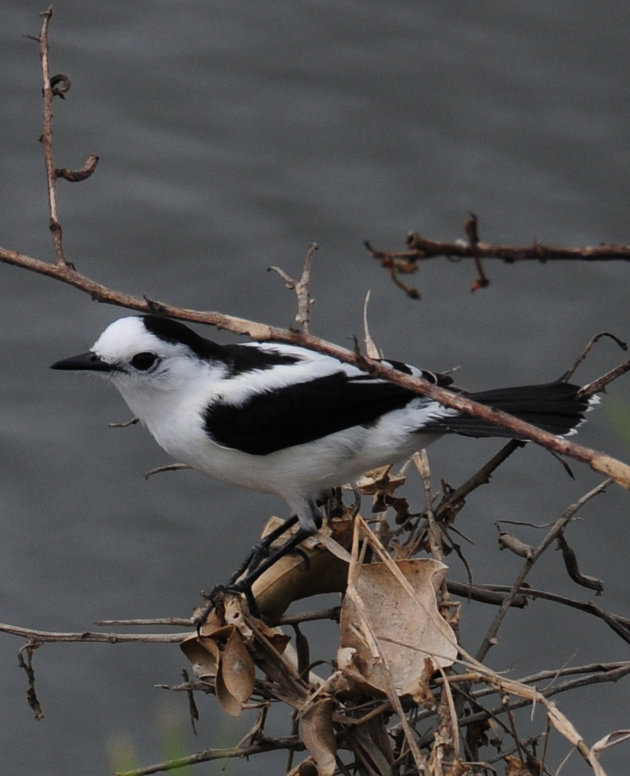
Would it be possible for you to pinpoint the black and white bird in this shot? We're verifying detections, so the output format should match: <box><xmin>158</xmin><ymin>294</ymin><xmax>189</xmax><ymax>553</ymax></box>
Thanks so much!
<box><xmin>51</xmin><ymin>315</ymin><xmax>594</xmax><ymax>589</ymax></box>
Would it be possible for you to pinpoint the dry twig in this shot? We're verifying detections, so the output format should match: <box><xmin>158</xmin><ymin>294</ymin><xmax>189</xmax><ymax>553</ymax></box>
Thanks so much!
<box><xmin>365</xmin><ymin>221</ymin><xmax>630</xmax><ymax>297</ymax></box>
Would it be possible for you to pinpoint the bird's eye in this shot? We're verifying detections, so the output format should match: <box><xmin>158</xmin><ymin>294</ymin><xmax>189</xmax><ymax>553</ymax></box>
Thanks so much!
<box><xmin>130</xmin><ymin>352</ymin><xmax>159</xmax><ymax>371</ymax></box>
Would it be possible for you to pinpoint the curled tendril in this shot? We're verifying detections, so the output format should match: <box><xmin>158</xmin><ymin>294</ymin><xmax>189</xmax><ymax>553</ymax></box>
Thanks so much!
<box><xmin>49</xmin><ymin>73</ymin><xmax>71</xmax><ymax>98</ymax></box>
<box><xmin>55</xmin><ymin>154</ymin><xmax>100</xmax><ymax>182</ymax></box>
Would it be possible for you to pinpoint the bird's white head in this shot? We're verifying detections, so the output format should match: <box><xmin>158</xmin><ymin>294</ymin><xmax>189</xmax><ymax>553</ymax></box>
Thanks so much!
<box><xmin>51</xmin><ymin>316</ymin><xmax>223</xmax><ymax>417</ymax></box>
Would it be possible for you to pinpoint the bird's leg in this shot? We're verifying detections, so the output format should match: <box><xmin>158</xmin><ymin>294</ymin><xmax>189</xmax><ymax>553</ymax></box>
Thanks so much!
<box><xmin>226</xmin><ymin>502</ymin><xmax>323</xmax><ymax>615</ymax></box>
<box><xmin>230</xmin><ymin>524</ymin><xmax>316</xmax><ymax>595</ymax></box>
<box><xmin>227</xmin><ymin>513</ymin><xmax>300</xmax><ymax>585</ymax></box>
<box><xmin>197</xmin><ymin>504</ymin><xmax>322</xmax><ymax>627</ymax></box>
<box><xmin>197</xmin><ymin>526</ymin><xmax>315</xmax><ymax>624</ymax></box>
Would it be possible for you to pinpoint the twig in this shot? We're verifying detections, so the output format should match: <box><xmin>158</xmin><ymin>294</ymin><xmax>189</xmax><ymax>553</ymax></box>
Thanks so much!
<box><xmin>556</xmin><ymin>532</ymin><xmax>604</xmax><ymax>593</ymax></box>
<box><xmin>445</xmin><ymin>581</ymin><xmax>528</xmax><ymax>608</ymax></box>
<box><xmin>35</xmin><ymin>8</ymin><xmax>99</xmax><ymax>268</ymax></box>
<box><xmin>475</xmin><ymin>478</ymin><xmax>612</xmax><ymax>661</ymax></box>
<box><xmin>115</xmin><ymin>737</ymin><xmax>305</xmax><ymax>776</ymax></box>
<box><xmin>435</xmin><ymin>440</ymin><xmax>524</xmax><ymax>523</ymax></box>
<box><xmin>37</xmin><ymin>6</ymin><xmax>68</xmax><ymax>267</ymax></box>
<box><xmin>365</xmin><ymin>225</ymin><xmax>630</xmax><ymax>297</ymax></box>
<box><xmin>579</xmin><ymin>357</ymin><xmax>630</xmax><ymax>398</ymax></box>
<box><xmin>465</xmin><ymin>213</ymin><xmax>489</xmax><ymax>291</ymax></box>
<box><xmin>143</xmin><ymin>463</ymin><xmax>191</xmax><ymax>479</ymax></box>
<box><xmin>367</xmin><ymin>230</ymin><xmax>630</xmax><ymax>265</ymax></box>
<box><xmin>560</xmin><ymin>331</ymin><xmax>627</xmax><ymax>382</ymax></box>
<box><xmin>481</xmin><ymin>585</ymin><xmax>630</xmax><ymax>643</ymax></box>
<box><xmin>94</xmin><ymin>617</ymin><xmax>193</xmax><ymax>627</ymax></box>
<box><xmin>0</xmin><ymin>622</ymin><xmax>190</xmax><ymax>643</ymax></box>
<box><xmin>18</xmin><ymin>641</ymin><xmax>44</xmax><ymax>720</ymax></box>
<box><xmin>55</xmin><ymin>153</ymin><xmax>100</xmax><ymax>182</ymax></box>
<box><xmin>268</xmin><ymin>242</ymin><xmax>318</xmax><ymax>332</ymax></box>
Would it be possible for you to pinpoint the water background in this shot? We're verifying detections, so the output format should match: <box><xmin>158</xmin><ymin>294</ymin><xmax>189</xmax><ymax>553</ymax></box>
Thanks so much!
<box><xmin>2</xmin><ymin>2</ymin><xmax>629</xmax><ymax>774</ymax></box>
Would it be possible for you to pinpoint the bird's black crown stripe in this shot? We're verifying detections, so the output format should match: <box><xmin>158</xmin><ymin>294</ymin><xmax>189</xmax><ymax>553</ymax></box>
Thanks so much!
<box><xmin>141</xmin><ymin>315</ymin><xmax>300</xmax><ymax>374</ymax></box>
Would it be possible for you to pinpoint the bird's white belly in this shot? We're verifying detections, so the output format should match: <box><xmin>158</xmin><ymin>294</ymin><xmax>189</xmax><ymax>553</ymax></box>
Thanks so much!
<box><xmin>147</xmin><ymin>404</ymin><xmax>440</xmax><ymax>510</ymax></box>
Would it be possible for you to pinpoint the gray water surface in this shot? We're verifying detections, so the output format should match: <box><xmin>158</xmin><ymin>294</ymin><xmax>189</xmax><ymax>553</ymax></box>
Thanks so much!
<box><xmin>2</xmin><ymin>2</ymin><xmax>629</xmax><ymax>774</ymax></box>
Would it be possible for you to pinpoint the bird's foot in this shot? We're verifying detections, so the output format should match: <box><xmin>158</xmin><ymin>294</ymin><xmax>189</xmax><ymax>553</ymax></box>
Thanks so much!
<box><xmin>196</xmin><ymin>581</ymin><xmax>260</xmax><ymax>630</ymax></box>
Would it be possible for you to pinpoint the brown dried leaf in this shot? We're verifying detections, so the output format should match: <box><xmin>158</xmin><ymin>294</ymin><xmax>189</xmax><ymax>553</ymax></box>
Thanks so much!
<box><xmin>356</xmin><ymin>466</ymin><xmax>406</xmax><ymax>496</ymax></box>
<box><xmin>505</xmin><ymin>755</ymin><xmax>537</xmax><ymax>776</ymax></box>
<box><xmin>299</xmin><ymin>697</ymin><xmax>337</xmax><ymax>776</ymax></box>
<box><xmin>249</xmin><ymin>617</ymin><xmax>292</xmax><ymax>656</ymax></box>
<box><xmin>179</xmin><ymin>634</ymin><xmax>221</xmax><ymax>681</ymax></box>
<box><xmin>215</xmin><ymin>664</ymin><xmax>243</xmax><ymax>717</ymax></box>
<box><xmin>339</xmin><ymin>558</ymin><xmax>456</xmax><ymax>696</ymax></box>
<box><xmin>410</xmin><ymin>657</ymin><xmax>437</xmax><ymax>708</ymax></box>
<box><xmin>182</xmin><ymin>623</ymin><xmax>255</xmax><ymax>716</ymax></box>
<box><xmin>194</xmin><ymin>606</ymin><xmax>224</xmax><ymax>637</ymax></box>
<box><xmin>219</xmin><ymin>627</ymin><xmax>255</xmax><ymax>710</ymax></box>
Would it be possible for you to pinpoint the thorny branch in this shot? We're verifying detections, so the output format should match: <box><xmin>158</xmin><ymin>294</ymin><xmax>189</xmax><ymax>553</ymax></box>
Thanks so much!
<box><xmin>365</xmin><ymin>215</ymin><xmax>630</xmax><ymax>297</ymax></box>
<box><xmin>1</xmin><ymin>7</ymin><xmax>629</xmax><ymax>776</ymax></box>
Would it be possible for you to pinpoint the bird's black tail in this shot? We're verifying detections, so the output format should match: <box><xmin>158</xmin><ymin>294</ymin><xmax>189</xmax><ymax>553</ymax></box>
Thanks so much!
<box><xmin>423</xmin><ymin>382</ymin><xmax>595</xmax><ymax>438</ymax></box>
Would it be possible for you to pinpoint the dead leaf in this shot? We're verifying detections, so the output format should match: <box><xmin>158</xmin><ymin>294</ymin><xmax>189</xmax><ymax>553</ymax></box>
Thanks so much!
<box><xmin>356</xmin><ymin>466</ymin><xmax>406</xmax><ymax>496</ymax></box>
<box><xmin>339</xmin><ymin>558</ymin><xmax>457</xmax><ymax>697</ymax></box>
<box><xmin>299</xmin><ymin>697</ymin><xmax>337</xmax><ymax>776</ymax></box>
<box><xmin>181</xmin><ymin>623</ymin><xmax>255</xmax><ymax>716</ymax></box>
<box><xmin>215</xmin><ymin>664</ymin><xmax>243</xmax><ymax>717</ymax></box>
<box><xmin>410</xmin><ymin>657</ymin><xmax>437</xmax><ymax>708</ymax></box>
<box><xmin>180</xmin><ymin>634</ymin><xmax>220</xmax><ymax>681</ymax></box>
<box><xmin>219</xmin><ymin>627</ymin><xmax>255</xmax><ymax>710</ymax></box>
<box><xmin>505</xmin><ymin>754</ymin><xmax>537</xmax><ymax>775</ymax></box>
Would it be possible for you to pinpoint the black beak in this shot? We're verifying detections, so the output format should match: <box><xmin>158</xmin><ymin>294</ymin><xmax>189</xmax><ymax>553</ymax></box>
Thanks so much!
<box><xmin>51</xmin><ymin>351</ymin><xmax>115</xmax><ymax>372</ymax></box>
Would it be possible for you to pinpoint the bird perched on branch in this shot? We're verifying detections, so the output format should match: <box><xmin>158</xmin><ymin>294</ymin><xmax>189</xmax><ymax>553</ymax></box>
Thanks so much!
<box><xmin>51</xmin><ymin>315</ymin><xmax>595</xmax><ymax>598</ymax></box>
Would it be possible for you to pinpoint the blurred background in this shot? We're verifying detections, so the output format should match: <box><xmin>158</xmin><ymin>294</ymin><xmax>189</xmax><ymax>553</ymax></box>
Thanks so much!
<box><xmin>2</xmin><ymin>2</ymin><xmax>629</xmax><ymax>773</ymax></box>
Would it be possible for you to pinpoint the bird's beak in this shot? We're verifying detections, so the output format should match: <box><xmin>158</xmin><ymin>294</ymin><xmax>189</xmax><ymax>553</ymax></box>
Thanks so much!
<box><xmin>51</xmin><ymin>351</ymin><xmax>115</xmax><ymax>373</ymax></box>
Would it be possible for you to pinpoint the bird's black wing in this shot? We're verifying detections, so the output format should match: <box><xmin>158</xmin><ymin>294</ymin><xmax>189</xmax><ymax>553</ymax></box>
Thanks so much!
<box><xmin>203</xmin><ymin>370</ymin><xmax>423</xmax><ymax>455</ymax></box>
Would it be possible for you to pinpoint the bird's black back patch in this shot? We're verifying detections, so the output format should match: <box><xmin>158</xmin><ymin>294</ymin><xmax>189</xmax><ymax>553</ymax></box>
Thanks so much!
<box><xmin>141</xmin><ymin>316</ymin><xmax>299</xmax><ymax>374</ymax></box>
<box><xmin>204</xmin><ymin>371</ymin><xmax>418</xmax><ymax>455</ymax></box>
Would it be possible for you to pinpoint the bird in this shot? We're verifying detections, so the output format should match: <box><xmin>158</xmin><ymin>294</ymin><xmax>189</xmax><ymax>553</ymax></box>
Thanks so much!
<box><xmin>51</xmin><ymin>315</ymin><xmax>595</xmax><ymax>598</ymax></box>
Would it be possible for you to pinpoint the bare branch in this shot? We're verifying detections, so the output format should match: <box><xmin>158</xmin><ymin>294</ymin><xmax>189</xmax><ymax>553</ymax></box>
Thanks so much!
<box><xmin>268</xmin><ymin>242</ymin><xmax>318</xmax><ymax>333</ymax></box>
<box><xmin>37</xmin><ymin>7</ymin><xmax>68</xmax><ymax>267</ymax></box>
<box><xmin>366</xmin><ymin>220</ymin><xmax>630</xmax><ymax>296</ymax></box>
<box><xmin>114</xmin><ymin>737</ymin><xmax>305</xmax><ymax>776</ymax></box>
<box><xmin>0</xmin><ymin>622</ymin><xmax>190</xmax><ymax>643</ymax></box>
<box><xmin>475</xmin><ymin>478</ymin><xmax>612</xmax><ymax>661</ymax></box>
<box><xmin>560</xmin><ymin>331</ymin><xmax>628</xmax><ymax>382</ymax></box>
